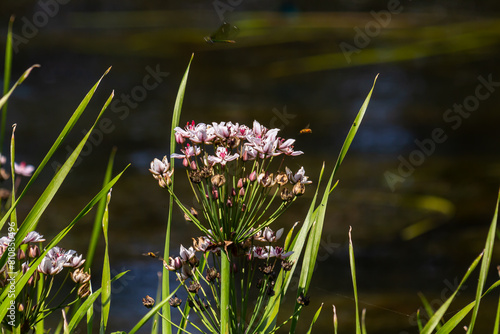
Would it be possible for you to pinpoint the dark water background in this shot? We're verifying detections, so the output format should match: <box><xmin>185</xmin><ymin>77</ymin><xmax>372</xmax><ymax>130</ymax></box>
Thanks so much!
<box><xmin>1</xmin><ymin>0</ymin><xmax>500</xmax><ymax>332</ymax></box>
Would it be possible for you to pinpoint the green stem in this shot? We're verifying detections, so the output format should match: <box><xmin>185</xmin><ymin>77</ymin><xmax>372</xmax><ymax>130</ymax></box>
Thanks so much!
<box><xmin>220</xmin><ymin>251</ymin><xmax>231</xmax><ymax>333</ymax></box>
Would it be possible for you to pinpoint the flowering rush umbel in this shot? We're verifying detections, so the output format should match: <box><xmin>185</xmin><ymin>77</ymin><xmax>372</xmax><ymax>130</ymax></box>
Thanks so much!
<box><xmin>148</xmin><ymin>120</ymin><xmax>313</xmax><ymax>332</ymax></box>
<box><xmin>150</xmin><ymin>120</ymin><xmax>311</xmax><ymax>246</ymax></box>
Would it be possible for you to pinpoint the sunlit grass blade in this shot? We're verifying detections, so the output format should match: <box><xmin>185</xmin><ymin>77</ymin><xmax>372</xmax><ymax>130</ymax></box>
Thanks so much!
<box><xmin>349</xmin><ymin>227</ymin><xmax>362</xmax><ymax>334</ymax></box>
<box><xmin>333</xmin><ymin>305</ymin><xmax>338</xmax><ymax>334</ymax></box>
<box><xmin>435</xmin><ymin>279</ymin><xmax>500</xmax><ymax>334</ymax></box>
<box><xmin>100</xmin><ymin>190</ymin><xmax>113</xmax><ymax>333</ymax></box>
<box><xmin>361</xmin><ymin>308</ymin><xmax>367</xmax><ymax>334</ymax></box>
<box><xmin>420</xmin><ymin>251</ymin><xmax>483</xmax><ymax>334</ymax></box>
<box><xmin>418</xmin><ymin>292</ymin><xmax>440</xmax><ymax>329</ymax></box>
<box><xmin>305</xmin><ymin>303</ymin><xmax>323</xmax><ymax>334</ymax></box>
<box><xmin>1</xmin><ymin>91</ymin><xmax>114</xmax><ymax>270</ymax></box>
<box><xmin>1</xmin><ymin>15</ymin><xmax>14</xmax><ymax>154</ymax></box>
<box><xmin>0</xmin><ymin>64</ymin><xmax>39</xmax><ymax>115</ymax></box>
<box><xmin>331</xmin><ymin>74</ymin><xmax>378</xmax><ymax>180</ymax></box>
<box><xmin>290</xmin><ymin>165</ymin><xmax>336</xmax><ymax>332</ymax></box>
<box><xmin>494</xmin><ymin>277</ymin><xmax>500</xmax><ymax>334</ymax></box>
<box><xmin>0</xmin><ymin>67</ymin><xmax>111</xmax><ymax>232</ymax></box>
<box><xmin>466</xmin><ymin>187</ymin><xmax>499</xmax><ymax>333</ymax></box>
<box><xmin>0</xmin><ymin>165</ymin><xmax>127</xmax><ymax>319</ymax></box>
<box><xmin>9</xmin><ymin>124</ymin><xmax>17</xmax><ymax>224</ymax></box>
<box><xmin>162</xmin><ymin>53</ymin><xmax>194</xmax><ymax>334</ymax></box>
<box><xmin>86</xmin><ymin>147</ymin><xmax>116</xmax><ymax>270</ymax></box>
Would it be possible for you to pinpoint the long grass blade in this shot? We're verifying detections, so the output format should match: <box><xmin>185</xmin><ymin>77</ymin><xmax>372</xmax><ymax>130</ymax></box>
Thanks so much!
<box><xmin>3</xmin><ymin>91</ymin><xmax>114</xmax><ymax>266</ymax></box>
<box><xmin>0</xmin><ymin>67</ymin><xmax>110</xmax><ymax>232</ymax></box>
<box><xmin>436</xmin><ymin>279</ymin><xmax>500</xmax><ymax>334</ymax></box>
<box><xmin>1</xmin><ymin>16</ymin><xmax>14</xmax><ymax>154</ymax></box>
<box><xmin>420</xmin><ymin>251</ymin><xmax>484</xmax><ymax>334</ymax></box>
<box><xmin>466</xmin><ymin>187</ymin><xmax>499</xmax><ymax>333</ymax></box>
<box><xmin>162</xmin><ymin>54</ymin><xmax>194</xmax><ymax>334</ymax></box>
<box><xmin>100</xmin><ymin>190</ymin><xmax>113</xmax><ymax>333</ymax></box>
<box><xmin>349</xmin><ymin>227</ymin><xmax>362</xmax><ymax>334</ymax></box>
<box><xmin>86</xmin><ymin>147</ymin><xmax>116</xmax><ymax>270</ymax></box>
<box><xmin>0</xmin><ymin>65</ymin><xmax>39</xmax><ymax>115</ymax></box>
<box><xmin>305</xmin><ymin>303</ymin><xmax>323</xmax><ymax>334</ymax></box>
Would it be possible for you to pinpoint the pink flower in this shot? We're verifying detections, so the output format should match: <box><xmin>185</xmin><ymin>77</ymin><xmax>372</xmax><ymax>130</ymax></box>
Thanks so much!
<box><xmin>286</xmin><ymin>167</ymin><xmax>312</xmax><ymax>184</ymax></box>
<box><xmin>14</xmin><ymin>162</ymin><xmax>35</xmax><ymax>177</ymax></box>
<box><xmin>278</xmin><ymin>138</ymin><xmax>304</xmax><ymax>156</ymax></box>
<box><xmin>252</xmin><ymin>246</ymin><xmax>269</xmax><ymax>259</ymax></box>
<box><xmin>171</xmin><ymin>144</ymin><xmax>201</xmax><ymax>160</ymax></box>
<box><xmin>267</xmin><ymin>246</ymin><xmax>293</xmax><ymax>259</ymax></box>
<box><xmin>207</xmin><ymin>147</ymin><xmax>239</xmax><ymax>166</ymax></box>
<box><xmin>22</xmin><ymin>231</ymin><xmax>45</xmax><ymax>244</ymax></box>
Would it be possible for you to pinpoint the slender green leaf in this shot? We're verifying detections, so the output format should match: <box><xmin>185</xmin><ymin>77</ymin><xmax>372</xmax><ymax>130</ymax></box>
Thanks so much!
<box><xmin>1</xmin><ymin>91</ymin><xmax>114</xmax><ymax>271</ymax></box>
<box><xmin>466</xmin><ymin>188</ymin><xmax>499</xmax><ymax>333</ymax></box>
<box><xmin>162</xmin><ymin>54</ymin><xmax>194</xmax><ymax>334</ymax></box>
<box><xmin>333</xmin><ymin>305</ymin><xmax>338</xmax><ymax>334</ymax></box>
<box><xmin>305</xmin><ymin>303</ymin><xmax>323</xmax><ymax>334</ymax></box>
<box><xmin>349</xmin><ymin>227</ymin><xmax>362</xmax><ymax>334</ymax></box>
<box><xmin>418</xmin><ymin>292</ymin><xmax>438</xmax><ymax>328</ymax></box>
<box><xmin>0</xmin><ymin>67</ymin><xmax>111</xmax><ymax>232</ymax></box>
<box><xmin>100</xmin><ymin>190</ymin><xmax>113</xmax><ymax>334</ymax></box>
<box><xmin>420</xmin><ymin>252</ymin><xmax>483</xmax><ymax>334</ymax></box>
<box><xmin>1</xmin><ymin>15</ymin><xmax>14</xmax><ymax>154</ymax></box>
<box><xmin>436</xmin><ymin>279</ymin><xmax>500</xmax><ymax>334</ymax></box>
<box><xmin>86</xmin><ymin>147</ymin><xmax>116</xmax><ymax>270</ymax></box>
<box><xmin>0</xmin><ymin>64</ymin><xmax>39</xmax><ymax>113</ymax></box>
<box><xmin>332</xmin><ymin>74</ymin><xmax>379</xmax><ymax>179</ymax></box>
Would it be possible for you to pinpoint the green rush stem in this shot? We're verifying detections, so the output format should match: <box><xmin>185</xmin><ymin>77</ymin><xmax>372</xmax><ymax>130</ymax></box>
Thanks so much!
<box><xmin>241</xmin><ymin>256</ymin><xmax>257</xmax><ymax>332</ymax></box>
<box><xmin>220</xmin><ymin>251</ymin><xmax>231</xmax><ymax>334</ymax></box>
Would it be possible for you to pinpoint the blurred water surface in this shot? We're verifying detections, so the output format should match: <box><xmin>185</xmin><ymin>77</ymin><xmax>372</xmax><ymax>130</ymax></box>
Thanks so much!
<box><xmin>1</xmin><ymin>2</ymin><xmax>500</xmax><ymax>332</ymax></box>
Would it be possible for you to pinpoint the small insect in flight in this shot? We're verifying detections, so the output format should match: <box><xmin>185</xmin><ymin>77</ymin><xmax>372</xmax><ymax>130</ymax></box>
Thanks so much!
<box><xmin>142</xmin><ymin>251</ymin><xmax>160</xmax><ymax>259</ymax></box>
<box><xmin>204</xmin><ymin>22</ymin><xmax>239</xmax><ymax>44</ymax></box>
<box><xmin>299</xmin><ymin>125</ymin><xmax>312</xmax><ymax>134</ymax></box>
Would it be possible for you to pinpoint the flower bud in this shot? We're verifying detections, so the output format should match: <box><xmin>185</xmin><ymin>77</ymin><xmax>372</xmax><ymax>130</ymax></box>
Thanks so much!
<box><xmin>292</xmin><ymin>182</ymin><xmax>305</xmax><ymax>196</ymax></box>
<box><xmin>248</xmin><ymin>171</ymin><xmax>257</xmax><ymax>182</ymax></box>
<box><xmin>239</xmin><ymin>187</ymin><xmax>245</xmax><ymax>196</ymax></box>
<box><xmin>190</xmin><ymin>160</ymin><xmax>197</xmax><ymax>170</ymax></box>
<box><xmin>276</xmin><ymin>172</ymin><xmax>288</xmax><ymax>186</ymax></box>
<box><xmin>211</xmin><ymin>174</ymin><xmax>226</xmax><ymax>187</ymax></box>
<box><xmin>142</xmin><ymin>295</ymin><xmax>155</xmax><ymax>308</ymax></box>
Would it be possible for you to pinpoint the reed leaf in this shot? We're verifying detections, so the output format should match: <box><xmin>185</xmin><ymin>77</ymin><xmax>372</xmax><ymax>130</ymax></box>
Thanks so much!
<box><xmin>162</xmin><ymin>53</ymin><xmax>194</xmax><ymax>334</ymax></box>
<box><xmin>466</xmin><ymin>187</ymin><xmax>499</xmax><ymax>333</ymax></box>
<box><xmin>100</xmin><ymin>190</ymin><xmax>113</xmax><ymax>333</ymax></box>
